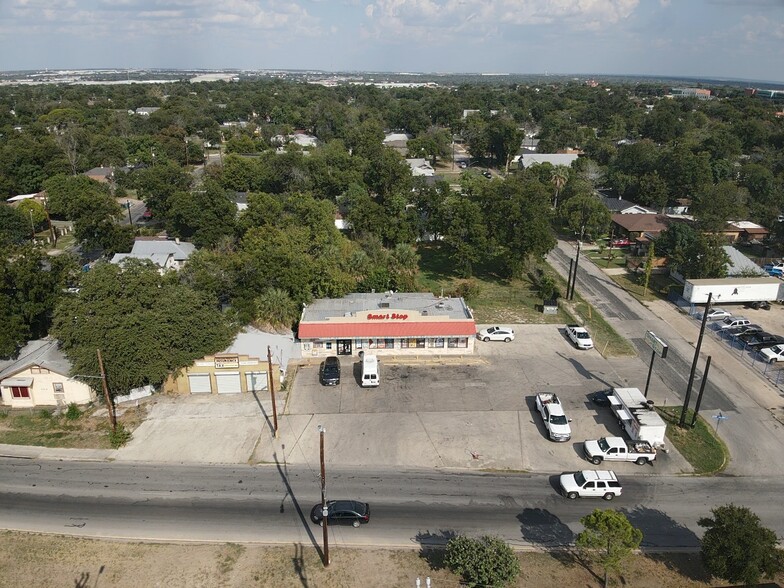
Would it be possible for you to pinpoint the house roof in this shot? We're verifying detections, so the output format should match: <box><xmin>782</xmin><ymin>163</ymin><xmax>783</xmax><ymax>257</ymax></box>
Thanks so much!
<box><xmin>723</xmin><ymin>246</ymin><xmax>767</xmax><ymax>276</ymax></box>
<box><xmin>520</xmin><ymin>153</ymin><xmax>579</xmax><ymax>168</ymax></box>
<box><xmin>302</xmin><ymin>293</ymin><xmax>473</xmax><ymax>322</ymax></box>
<box><xmin>383</xmin><ymin>132</ymin><xmax>411</xmax><ymax>144</ymax></box>
<box><xmin>110</xmin><ymin>237</ymin><xmax>196</xmax><ymax>267</ymax></box>
<box><xmin>727</xmin><ymin>221</ymin><xmax>769</xmax><ymax>235</ymax></box>
<box><xmin>612</xmin><ymin>213</ymin><xmax>672</xmax><ymax>234</ymax></box>
<box><xmin>600</xmin><ymin>194</ymin><xmax>655</xmax><ymax>214</ymax></box>
<box><xmin>0</xmin><ymin>339</ymin><xmax>72</xmax><ymax>380</ymax></box>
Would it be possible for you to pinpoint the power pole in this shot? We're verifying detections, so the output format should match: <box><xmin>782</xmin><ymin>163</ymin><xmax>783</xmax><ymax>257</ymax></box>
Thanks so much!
<box><xmin>96</xmin><ymin>349</ymin><xmax>117</xmax><ymax>431</ymax></box>
<box><xmin>318</xmin><ymin>425</ymin><xmax>330</xmax><ymax>567</ymax></box>
<box><xmin>680</xmin><ymin>292</ymin><xmax>712</xmax><ymax>427</ymax></box>
<box><xmin>267</xmin><ymin>345</ymin><xmax>278</xmax><ymax>437</ymax></box>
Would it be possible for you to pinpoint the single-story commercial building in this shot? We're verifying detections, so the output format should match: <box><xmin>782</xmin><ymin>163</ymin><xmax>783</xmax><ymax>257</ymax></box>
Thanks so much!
<box><xmin>298</xmin><ymin>293</ymin><xmax>476</xmax><ymax>357</ymax></box>
<box><xmin>0</xmin><ymin>339</ymin><xmax>95</xmax><ymax>409</ymax></box>
<box><xmin>168</xmin><ymin>353</ymin><xmax>280</xmax><ymax>395</ymax></box>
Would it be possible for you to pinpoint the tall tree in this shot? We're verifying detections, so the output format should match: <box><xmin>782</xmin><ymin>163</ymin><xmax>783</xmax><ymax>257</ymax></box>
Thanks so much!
<box><xmin>691</xmin><ymin>181</ymin><xmax>748</xmax><ymax>232</ymax></box>
<box><xmin>576</xmin><ymin>509</ymin><xmax>643</xmax><ymax>588</ymax></box>
<box><xmin>560</xmin><ymin>194</ymin><xmax>611</xmax><ymax>242</ymax></box>
<box><xmin>442</xmin><ymin>197</ymin><xmax>487</xmax><ymax>278</ymax></box>
<box><xmin>699</xmin><ymin>504</ymin><xmax>784</xmax><ymax>586</ymax></box>
<box><xmin>550</xmin><ymin>165</ymin><xmax>569</xmax><ymax>209</ymax></box>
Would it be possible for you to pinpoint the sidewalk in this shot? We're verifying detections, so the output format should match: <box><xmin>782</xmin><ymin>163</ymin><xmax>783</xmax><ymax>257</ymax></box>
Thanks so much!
<box><xmin>0</xmin><ymin>444</ymin><xmax>114</xmax><ymax>461</ymax></box>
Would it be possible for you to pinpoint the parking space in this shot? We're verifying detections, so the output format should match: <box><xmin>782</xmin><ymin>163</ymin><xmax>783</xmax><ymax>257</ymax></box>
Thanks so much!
<box><xmin>279</xmin><ymin>325</ymin><xmax>691</xmax><ymax>474</ymax></box>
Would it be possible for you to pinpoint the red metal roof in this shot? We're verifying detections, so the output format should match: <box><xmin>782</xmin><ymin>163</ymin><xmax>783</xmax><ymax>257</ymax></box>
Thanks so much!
<box><xmin>299</xmin><ymin>321</ymin><xmax>476</xmax><ymax>339</ymax></box>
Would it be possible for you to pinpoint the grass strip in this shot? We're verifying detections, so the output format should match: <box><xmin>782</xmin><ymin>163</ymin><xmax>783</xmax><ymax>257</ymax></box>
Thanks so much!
<box><xmin>657</xmin><ymin>406</ymin><xmax>729</xmax><ymax>475</ymax></box>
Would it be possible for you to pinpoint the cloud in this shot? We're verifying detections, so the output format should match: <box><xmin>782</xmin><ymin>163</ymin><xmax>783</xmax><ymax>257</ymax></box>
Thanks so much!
<box><xmin>361</xmin><ymin>0</ymin><xmax>641</xmax><ymax>42</ymax></box>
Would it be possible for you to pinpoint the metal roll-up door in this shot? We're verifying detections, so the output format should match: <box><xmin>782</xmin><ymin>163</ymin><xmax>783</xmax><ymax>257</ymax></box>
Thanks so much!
<box><xmin>245</xmin><ymin>371</ymin><xmax>268</xmax><ymax>392</ymax></box>
<box><xmin>188</xmin><ymin>373</ymin><xmax>212</xmax><ymax>394</ymax></box>
<box><xmin>215</xmin><ymin>372</ymin><xmax>242</xmax><ymax>394</ymax></box>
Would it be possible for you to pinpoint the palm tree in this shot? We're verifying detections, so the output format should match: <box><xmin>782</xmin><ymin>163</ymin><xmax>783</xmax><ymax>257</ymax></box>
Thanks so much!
<box><xmin>551</xmin><ymin>165</ymin><xmax>569</xmax><ymax>209</ymax></box>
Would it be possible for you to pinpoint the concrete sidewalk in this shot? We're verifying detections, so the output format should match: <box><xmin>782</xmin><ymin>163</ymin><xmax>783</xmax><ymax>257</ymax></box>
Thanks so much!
<box><xmin>0</xmin><ymin>443</ymin><xmax>114</xmax><ymax>461</ymax></box>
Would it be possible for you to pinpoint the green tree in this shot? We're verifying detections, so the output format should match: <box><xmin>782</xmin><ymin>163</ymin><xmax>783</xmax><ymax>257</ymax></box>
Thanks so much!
<box><xmin>679</xmin><ymin>233</ymin><xmax>730</xmax><ymax>279</ymax></box>
<box><xmin>550</xmin><ymin>165</ymin><xmax>569</xmax><ymax>209</ymax></box>
<box><xmin>560</xmin><ymin>194</ymin><xmax>611</xmax><ymax>242</ymax></box>
<box><xmin>406</xmin><ymin>127</ymin><xmax>451</xmax><ymax>167</ymax></box>
<box><xmin>442</xmin><ymin>197</ymin><xmax>487</xmax><ymax>278</ymax></box>
<box><xmin>443</xmin><ymin>535</ymin><xmax>520</xmax><ymax>588</ymax></box>
<box><xmin>699</xmin><ymin>504</ymin><xmax>784</xmax><ymax>585</ymax></box>
<box><xmin>0</xmin><ymin>205</ymin><xmax>32</xmax><ymax>246</ymax></box>
<box><xmin>52</xmin><ymin>261</ymin><xmax>233</xmax><ymax>396</ymax></box>
<box><xmin>691</xmin><ymin>181</ymin><xmax>748</xmax><ymax>232</ymax></box>
<box><xmin>166</xmin><ymin>180</ymin><xmax>237</xmax><ymax>248</ymax></box>
<box><xmin>576</xmin><ymin>509</ymin><xmax>643</xmax><ymax>588</ymax></box>
<box><xmin>254</xmin><ymin>287</ymin><xmax>300</xmax><ymax>329</ymax></box>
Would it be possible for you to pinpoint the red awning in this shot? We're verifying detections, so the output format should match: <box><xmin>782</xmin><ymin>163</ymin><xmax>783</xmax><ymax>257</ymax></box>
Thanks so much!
<box><xmin>298</xmin><ymin>321</ymin><xmax>476</xmax><ymax>339</ymax></box>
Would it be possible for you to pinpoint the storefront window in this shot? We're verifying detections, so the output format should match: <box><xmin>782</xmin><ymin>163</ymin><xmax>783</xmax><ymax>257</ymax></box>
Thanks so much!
<box><xmin>447</xmin><ymin>337</ymin><xmax>468</xmax><ymax>348</ymax></box>
<box><xmin>325</xmin><ymin>341</ymin><xmax>333</xmax><ymax>350</ymax></box>
<box><xmin>355</xmin><ymin>339</ymin><xmax>363</xmax><ymax>349</ymax></box>
<box><xmin>313</xmin><ymin>341</ymin><xmax>324</xmax><ymax>349</ymax></box>
<box><xmin>428</xmin><ymin>338</ymin><xmax>445</xmax><ymax>348</ymax></box>
<box><xmin>368</xmin><ymin>339</ymin><xmax>377</xmax><ymax>348</ymax></box>
<box><xmin>402</xmin><ymin>338</ymin><xmax>426</xmax><ymax>348</ymax></box>
<box><xmin>384</xmin><ymin>338</ymin><xmax>395</xmax><ymax>349</ymax></box>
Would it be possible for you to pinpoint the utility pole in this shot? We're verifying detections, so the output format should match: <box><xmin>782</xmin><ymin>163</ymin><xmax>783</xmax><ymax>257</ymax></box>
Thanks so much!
<box><xmin>267</xmin><ymin>345</ymin><xmax>278</xmax><ymax>437</ymax></box>
<box><xmin>691</xmin><ymin>356</ymin><xmax>712</xmax><ymax>428</ymax></box>
<box><xmin>570</xmin><ymin>238</ymin><xmax>582</xmax><ymax>301</ymax></box>
<box><xmin>680</xmin><ymin>292</ymin><xmax>712</xmax><ymax>427</ymax></box>
<box><xmin>29</xmin><ymin>209</ymin><xmax>35</xmax><ymax>241</ymax></box>
<box><xmin>126</xmin><ymin>200</ymin><xmax>133</xmax><ymax>228</ymax></box>
<box><xmin>318</xmin><ymin>424</ymin><xmax>330</xmax><ymax>567</ymax></box>
<box><xmin>96</xmin><ymin>349</ymin><xmax>117</xmax><ymax>431</ymax></box>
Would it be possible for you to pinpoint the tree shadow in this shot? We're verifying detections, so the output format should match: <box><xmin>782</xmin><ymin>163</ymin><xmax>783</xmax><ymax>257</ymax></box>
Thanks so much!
<box><xmin>413</xmin><ymin>529</ymin><xmax>458</xmax><ymax>570</ymax></box>
<box><xmin>621</xmin><ymin>506</ymin><xmax>707</xmax><ymax>582</ymax></box>
<box><xmin>517</xmin><ymin>507</ymin><xmax>574</xmax><ymax>547</ymax></box>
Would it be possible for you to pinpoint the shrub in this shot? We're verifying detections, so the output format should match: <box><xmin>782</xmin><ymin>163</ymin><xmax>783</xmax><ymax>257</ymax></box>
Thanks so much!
<box><xmin>109</xmin><ymin>424</ymin><xmax>132</xmax><ymax>448</ymax></box>
<box><xmin>65</xmin><ymin>403</ymin><xmax>82</xmax><ymax>421</ymax></box>
<box><xmin>450</xmin><ymin>279</ymin><xmax>482</xmax><ymax>301</ymax></box>
<box><xmin>444</xmin><ymin>535</ymin><xmax>519</xmax><ymax>588</ymax></box>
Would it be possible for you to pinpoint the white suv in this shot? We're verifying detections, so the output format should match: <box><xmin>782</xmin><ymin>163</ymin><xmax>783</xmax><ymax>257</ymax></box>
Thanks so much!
<box><xmin>718</xmin><ymin>317</ymin><xmax>751</xmax><ymax>330</ymax></box>
<box><xmin>559</xmin><ymin>470</ymin><xmax>622</xmax><ymax>500</ymax></box>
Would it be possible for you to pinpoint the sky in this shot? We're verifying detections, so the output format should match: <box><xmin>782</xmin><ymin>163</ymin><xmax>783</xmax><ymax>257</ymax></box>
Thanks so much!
<box><xmin>1</xmin><ymin>0</ymin><xmax>783</xmax><ymax>83</ymax></box>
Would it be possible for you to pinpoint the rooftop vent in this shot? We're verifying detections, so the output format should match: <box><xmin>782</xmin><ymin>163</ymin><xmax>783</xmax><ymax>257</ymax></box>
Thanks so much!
<box><xmin>379</xmin><ymin>302</ymin><xmax>390</xmax><ymax>308</ymax></box>
<box><xmin>435</xmin><ymin>302</ymin><xmax>445</xmax><ymax>309</ymax></box>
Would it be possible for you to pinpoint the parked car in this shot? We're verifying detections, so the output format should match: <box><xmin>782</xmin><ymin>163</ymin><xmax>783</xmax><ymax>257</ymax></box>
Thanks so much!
<box><xmin>319</xmin><ymin>356</ymin><xmax>341</xmax><ymax>386</ymax></box>
<box><xmin>760</xmin><ymin>344</ymin><xmax>784</xmax><ymax>363</ymax></box>
<box><xmin>142</xmin><ymin>208</ymin><xmax>153</xmax><ymax>219</ymax></box>
<box><xmin>458</xmin><ymin>161</ymin><xmax>468</xmax><ymax>169</ymax></box>
<box><xmin>559</xmin><ymin>470</ymin><xmax>622</xmax><ymax>500</ymax></box>
<box><xmin>477</xmin><ymin>326</ymin><xmax>515</xmax><ymax>342</ymax></box>
<box><xmin>743</xmin><ymin>333</ymin><xmax>784</xmax><ymax>351</ymax></box>
<box><xmin>765</xmin><ymin>267</ymin><xmax>783</xmax><ymax>278</ymax></box>
<box><xmin>745</xmin><ymin>300</ymin><xmax>772</xmax><ymax>310</ymax></box>
<box><xmin>590</xmin><ymin>389</ymin><xmax>612</xmax><ymax>407</ymax></box>
<box><xmin>717</xmin><ymin>317</ymin><xmax>751</xmax><ymax>330</ymax></box>
<box><xmin>701</xmin><ymin>308</ymin><xmax>731</xmax><ymax>321</ymax></box>
<box><xmin>565</xmin><ymin>324</ymin><xmax>594</xmax><ymax>349</ymax></box>
<box><xmin>482</xmin><ymin>170</ymin><xmax>492</xmax><ymax>178</ymax></box>
<box><xmin>725</xmin><ymin>324</ymin><xmax>763</xmax><ymax>338</ymax></box>
<box><xmin>310</xmin><ymin>500</ymin><xmax>370</xmax><ymax>527</ymax></box>
<box><xmin>610</xmin><ymin>237</ymin><xmax>632</xmax><ymax>247</ymax></box>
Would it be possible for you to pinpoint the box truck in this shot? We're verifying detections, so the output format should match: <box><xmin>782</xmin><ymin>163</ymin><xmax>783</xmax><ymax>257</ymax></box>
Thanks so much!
<box><xmin>607</xmin><ymin>387</ymin><xmax>667</xmax><ymax>447</ymax></box>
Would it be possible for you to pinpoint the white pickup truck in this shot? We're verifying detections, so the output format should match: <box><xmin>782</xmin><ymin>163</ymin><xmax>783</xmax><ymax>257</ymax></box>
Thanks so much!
<box><xmin>583</xmin><ymin>436</ymin><xmax>657</xmax><ymax>465</ymax></box>
<box><xmin>535</xmin><ymin>393</ymin><xmax>571</xmax><ymax>442</ymax></box>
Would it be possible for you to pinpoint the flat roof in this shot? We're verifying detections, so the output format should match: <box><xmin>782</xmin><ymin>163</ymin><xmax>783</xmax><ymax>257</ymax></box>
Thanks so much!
<box><xmin>301</xmin><ymin>293</ymin><xmax>473</xmax><ymax>322</ymax></box>
<box><xmin>686</xmin><ymin>277</ymin><xmax>781</xmax><ymax>285</ymax></box>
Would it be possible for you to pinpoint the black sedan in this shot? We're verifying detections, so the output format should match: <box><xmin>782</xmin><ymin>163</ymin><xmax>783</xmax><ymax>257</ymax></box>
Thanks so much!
<box><xmin>590</xmin><ymin>390</ymin><xmax>612</xmax><ymax>407</ymax></box>
<box><xmin>310</xmin><ymin>500</ymin><xmax>370</xmax><ymax>528</ymax></box>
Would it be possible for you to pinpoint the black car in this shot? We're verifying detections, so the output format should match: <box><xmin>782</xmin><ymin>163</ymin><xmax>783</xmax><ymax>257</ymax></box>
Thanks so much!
<box><xmin>741</xmin><ymin>333</ymin><xmax>784</xmax><ymax>350</ymax></box>
<box><xmin>725</xmin><ymin>324</ymin><xmax>763</xmax><ymax>338</ymax></box>
<box><xmin>590</xmin><ymin>390</ymin><xmax>612</xmax><ymax>407</ymax></box>
<box><xmin>310</xmin><ymin>500</ymin><xmax>370</xmax><ymax>527</ymax></box>
<box><xmin>319</xmin><ymin>356</ymin><xmax>341</xmax><ymax>386</ymax></box>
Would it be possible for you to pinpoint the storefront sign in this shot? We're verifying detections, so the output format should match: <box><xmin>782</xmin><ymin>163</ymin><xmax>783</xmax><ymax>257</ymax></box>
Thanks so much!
<box><xmin>366</xmin><ymin>313</ymin><xmax>409</xmax><ymax>320</ymax></box>
<box><xmin>214</xmin><ymin>355</ymin><xmax>239</xmax><ymax>369</ymax></box>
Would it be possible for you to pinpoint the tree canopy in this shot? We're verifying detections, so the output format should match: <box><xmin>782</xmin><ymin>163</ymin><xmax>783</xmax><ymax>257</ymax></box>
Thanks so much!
<box><xmin>576</xmin><ymin>508</ymin><xmax>643</xmax><ymax>588</ymax></box>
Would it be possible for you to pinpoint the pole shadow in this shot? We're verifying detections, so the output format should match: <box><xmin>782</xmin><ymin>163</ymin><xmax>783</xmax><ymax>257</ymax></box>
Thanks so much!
<box><xmin>273</xmin><ymin>450</ymin><xmax>323</xmax><ymax>561</ymax></box>
<box><xmin>250</xmin><ymin>389</ymin><xmax>275</xmax><ymax>436</ymax></box>
<box><xmin>291</xmin><ymin>542</ymin><xmax>309</xmax><ymax>588</ymax></box>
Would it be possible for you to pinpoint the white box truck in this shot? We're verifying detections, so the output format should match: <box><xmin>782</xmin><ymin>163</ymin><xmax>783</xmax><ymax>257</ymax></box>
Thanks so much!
<box><xmin>607</xmin><ymin>387</ymin><xmax>667</xmax><ymax>447</ymax></box>
<box><xmin>682</xmin><ymin>277</ymin><xmax>781</xmax><ymax>306</ymax></box>
<box><xmin>361</xmin><ymin>354</ymin><xmax>379</xmax><ymax>387</ymax></box>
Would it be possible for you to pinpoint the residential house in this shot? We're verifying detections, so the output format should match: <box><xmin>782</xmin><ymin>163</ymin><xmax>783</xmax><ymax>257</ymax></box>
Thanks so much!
<box><xmin>519</xmin><ymin>137</ymin><xmax>539</xmax><ymax>153</ymax></box>
<box><xmin>518</xmin><ymin>153</ymin><xmax>579</xmax><ymax>169</ymax></box>
<box><xmin>406</xmin><ymin>158</ymin><xmax>435</xmax><ymax>177</ymax></box>
<box><xmin>599</xmin><ymin>193</ymin><xmax>656</xmax><ymax>215</ymax></box>
<box><xmin>133</xmin><ymin>107</ymin><xmax>161</xmax><ymax>116</ymax></box>
<box><xmin>0</xmin><ymin>339</ymin><xmax>95</xmax><ymax>409</ymax></box>
<box><xmin>723</xmin><ymin>246</ymin><xmax>766</xmax><ymax>277</ymax></box>
<box><xmin>110</xmin><ymin>236</ymin><xmax>196</xmax><ymax>272</ymax></box>
<box><xmin>383</xmin><ymin>132</ymin><xmax>412</xmax><ymax>152</ymax></box>
<box><xmin>611</xmin><ymin>213</ymin><xmax>674</xmax><ymax>245</ymax></box>
<box><xmin>272</xmin><ymin>132</ymin><xmax>318</xmax><ymax>149</ymax></box>
<box><xmin>83</xmin><ymin>167</ymin><xmax>114</xmax><ymax>184</ymax></box>
<box><xmin>462</xmin><ymin>109</ymin><xmax>499</xmax><ymax>119</ymax></box>
<box><xmin>724</xmin><ymin>221</ymin><xmax>769</xmax><ymax>245</ymax></box>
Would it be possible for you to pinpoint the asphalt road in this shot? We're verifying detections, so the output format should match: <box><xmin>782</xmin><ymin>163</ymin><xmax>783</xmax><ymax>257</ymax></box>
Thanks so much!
<box><xmin>2</xmin><ymin>459</ymin><xmax>782</xmax><ymax>550</ymax></box>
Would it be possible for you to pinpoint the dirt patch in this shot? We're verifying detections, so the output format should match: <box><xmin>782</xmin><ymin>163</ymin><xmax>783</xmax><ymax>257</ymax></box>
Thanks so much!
<box><xmin>2</xmin><ymin>531</ymin><xmax>780</xmax><ymax>588</ymax></box>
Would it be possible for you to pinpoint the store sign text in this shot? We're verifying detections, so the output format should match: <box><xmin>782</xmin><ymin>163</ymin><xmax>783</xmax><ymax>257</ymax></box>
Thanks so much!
<box><xmin>367</xmin><ymin>313</ymin><xmax>408</xmax><ymax>321</ymax></box>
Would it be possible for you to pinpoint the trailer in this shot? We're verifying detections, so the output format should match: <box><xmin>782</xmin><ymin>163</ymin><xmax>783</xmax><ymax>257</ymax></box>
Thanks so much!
<box><xmin>682</xmin><ymin>277</ymin><xmax>781</xmax><ymax>306</ymax></box>
<box><xmin>607</xmin><ymin>387</ymin><xmax>667</xmax><ymax>447</ymax></box>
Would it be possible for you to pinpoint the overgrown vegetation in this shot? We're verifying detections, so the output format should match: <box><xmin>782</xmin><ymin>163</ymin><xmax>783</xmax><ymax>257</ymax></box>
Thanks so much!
<box><xmin>658</xmin><ymin>407</ymin><xmax>729</xmax><ymax>474</ymax></box>
<box><xmin>443</xmin><ymin>535</ymin><xmax>520</xmax><ymax>588</ymax></box>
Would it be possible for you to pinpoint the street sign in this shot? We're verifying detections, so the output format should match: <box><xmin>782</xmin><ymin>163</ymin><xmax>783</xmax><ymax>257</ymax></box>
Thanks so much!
<box><xmin>712</xmin><ymin>413</ymin><xmax>728</xmax><ymax>421</ymax></box>
<box><xmin>644</xmin><ymin>330</ymin><xmax>669</xmax><ymax>359</ymax></box>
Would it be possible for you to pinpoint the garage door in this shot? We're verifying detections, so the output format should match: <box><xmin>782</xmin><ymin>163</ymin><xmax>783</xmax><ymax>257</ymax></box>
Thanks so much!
<box><xmin>188</xmin><ymin>373</ymin><xmax>212</xmax><ymax>394</ymax></box>
<box><xmin>245</xmin><ymin>371</ymin><xmax>268</xmax><ymax>392</ymax></box>
<box><xmin>215</xmin><ymin>372</ymin><xmax>241</xmax><ymax>394</ymax></box>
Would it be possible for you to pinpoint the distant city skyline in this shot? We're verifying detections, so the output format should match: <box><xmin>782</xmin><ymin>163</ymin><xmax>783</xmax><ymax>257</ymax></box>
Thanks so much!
<box><xmin>1</xmin><ymin>0</ymin><xmax>783</xmax><ymax>83</ymax></box>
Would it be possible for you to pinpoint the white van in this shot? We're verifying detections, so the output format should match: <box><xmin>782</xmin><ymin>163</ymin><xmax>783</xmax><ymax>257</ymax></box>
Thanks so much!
<box><xmin>361</xmin><ymin>354</ymin><xmax>379</xmax><ymax>387</ymax></box>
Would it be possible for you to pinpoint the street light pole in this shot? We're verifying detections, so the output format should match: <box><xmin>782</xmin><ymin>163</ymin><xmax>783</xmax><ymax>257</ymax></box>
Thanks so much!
<box><xmin>318</xmin><ymin>424</ymin><xmax>330</xmax><ymax>567</ymax></box>
<box><xmin>680</xmin><ymin>291</ymin><xmax>712</xmax><ymax>427</ymax></box>
<box><xmin>96</xmin><ymin>349</ymin><xmax>117</xmax><ymax>432</ymax></box>
<box><xmin>29</xmin><ymin>209</ymin><xmax>35</xmax><ymax>241</ymax></box>
<box><xmin>267</xmin><ymin>345</ymin><xmax>278</xmax><ymax>437</ymax></box>
<box><xmin>126</xmin><ymin>200</ymin><xmax>134</xmax><ymax>228</ymax></box>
